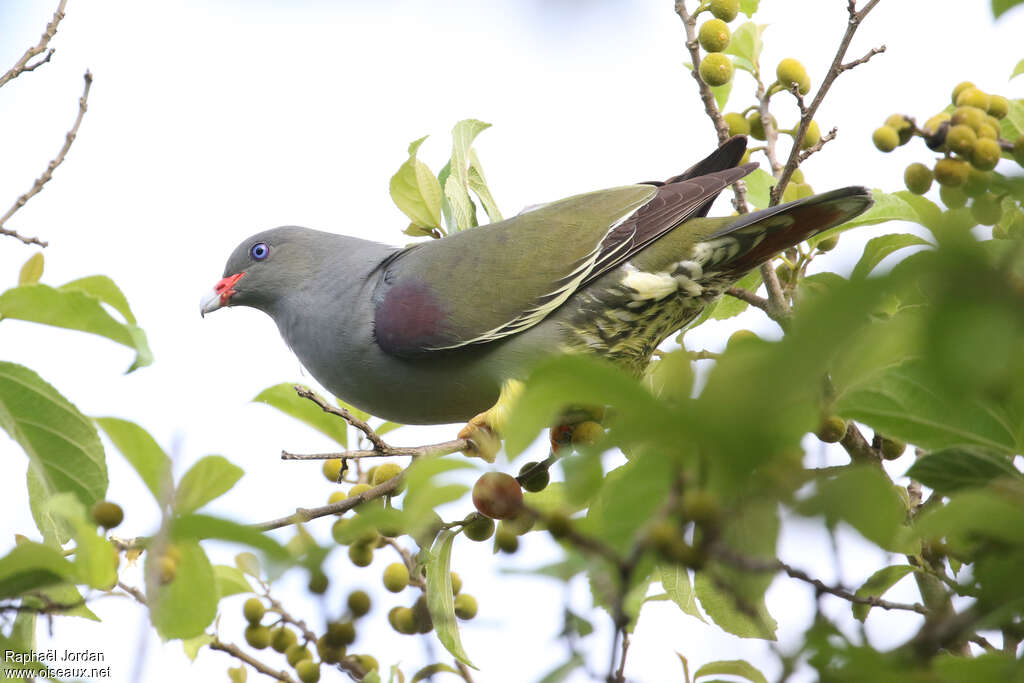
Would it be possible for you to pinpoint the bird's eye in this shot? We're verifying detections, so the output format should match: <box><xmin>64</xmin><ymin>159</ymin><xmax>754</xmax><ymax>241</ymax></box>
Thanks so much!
<box><xmin>250</xmin><ymin>242</ymin><xmax>269</xmax><ymax>260</ymax></box>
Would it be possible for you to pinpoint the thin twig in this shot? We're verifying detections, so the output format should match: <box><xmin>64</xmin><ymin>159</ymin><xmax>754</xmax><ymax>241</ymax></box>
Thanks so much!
<box><xmin>0</xmin><ymin>71</ymin><xmax>92</xmax><ymax>247</ymax></box>
<box><xmin>725</xmin><ymin>286</ymin><xmax>770</xmax><ymax>312</ymax></box>
<box><xmin>209</xmin><ymin>638</ymin><xmax>296</xmax><ymax>683</ymax></box>
<box><xmin>294</xmin><ymin>386</ymin><xmax>388</xmax><ymax>451</ymax></box>
<box><xmin>839</xmin><ymin>422</ymin><xmax>880</xmax><ymax>464</ymax></box>
<box><xmin>116</xmin><ymin>581</ymin><xmax>147</xmax><ymax>606</ymax></box>
<box><xmin>797</xmin><ymin>127</ymin><xmax>838</xmax><ymax>163</ymax></box>
<box><xmin>0</xmin><ymin>0</ymin><xmax>67</xmax><ymax>89</ymax></box>
<box><xmin>281</xmin><ymin>439</ymin><xmax>468</xmax><ymax>461</ymax></box>
<box><xmin>253</xmin><ymin>473</ymin><xmax>404</xmax><ymax>532</ymax></box>
<box><xmin>840</xmin><ymin>45</ymin><xmax>886</xmax><ymax>72</ymax></box>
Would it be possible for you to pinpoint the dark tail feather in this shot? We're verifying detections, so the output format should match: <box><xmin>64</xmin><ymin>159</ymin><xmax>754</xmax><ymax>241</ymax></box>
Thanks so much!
<box><xmin>666</xmin><ymin>136</ymin><xmax>748</xmax><ymax>185</ymax></box>
<box><xmin>712</xmin><ymin>186</ymin><xmax>874</xmax><ymax>277</ymax></box>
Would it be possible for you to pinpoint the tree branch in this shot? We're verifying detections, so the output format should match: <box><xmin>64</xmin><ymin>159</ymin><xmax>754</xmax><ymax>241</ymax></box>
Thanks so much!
<box><xmin>209</xmin><ymin>638</ymin><xmax>296</xmax><ymax>683</ymax></box>
<box><xmin>0</xmin><ymin>71</ymin><xmax>92</xmax><ymax>247</ymax></box>
<box><xmin>252</xmin><ymin>472</ymin><xmax>404</xmax><ymax>532</ymax></box>
<box><xmin>0</xmin><ymin>0</ymin><xmax>67</xmax><ymax>89</ymax></box>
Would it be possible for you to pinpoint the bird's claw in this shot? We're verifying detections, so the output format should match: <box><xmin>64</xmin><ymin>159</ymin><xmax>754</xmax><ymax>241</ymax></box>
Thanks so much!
<box><xmin>458</xmin><ymin>413</ymin><xmax>501</xmax><ymax>463</ymax></box>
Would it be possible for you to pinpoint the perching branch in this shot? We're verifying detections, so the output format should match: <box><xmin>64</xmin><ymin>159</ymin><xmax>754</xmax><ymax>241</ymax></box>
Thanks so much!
<box><xmin>0</xmin><ymin>71</ymin><xmax>93</xmax><ymax>247</ymax></box>
<box><xmin>253</xmin><ymin>472</ymin><xmax>404</xmax><ymax>532</ymax></box>
<box><xmin>209</xmin><ymin>638</ymin><xmax>296</xmax><ymax>683</ymax></box>
<box><xmin>0</xmin><ymin>0</ymin><xmax>67</xmax><ymax>89</ymax></box>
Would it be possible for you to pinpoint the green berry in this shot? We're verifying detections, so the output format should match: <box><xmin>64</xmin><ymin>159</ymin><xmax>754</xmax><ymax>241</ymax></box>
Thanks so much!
<box><xmin>971</xmin><ymin>193</ymin><xmax>1003</xmax><ymax>226</ymax></box>
<box><xmin>308</xmin><ymin>571</ymin><xmax>328</xmax><ymax>595</ymax></box>
<box><xmin>412</xmin><ymin>595</ymin><xmax>433</xmax><ymax>633</ymax></box>
<box><xmin>962</xmin><ymin>168</ymin><xmax>992</xmax><ymax>198</ymax></box>
<box><xmin>934</xmin><ymin>158</ymin><xmax>970</xmax><ymax>187</ymax></box>
<box><xmin>939</xmin><ymin>185</ymin><xmax>968</xmax><ymax>209</ymax></box>
<box><xmin>322</xmin><ymin>458</ymin><xmax>344</xmax><ymax>483</ymax></box>
<box><xmin>709</xmin><ymin>0</ymin><xmax>740</xmax><ymax>21</ymax></box>
<box><xmin>546</xmin><ymin>509</ymin><xmax>572</xmax><ymax>539</ymax></box>
<box><xmin>956</xmin><ymin>87</ymin><xmax>991</xmax><ymax>111</ymax></box>
<box><xmin>348</xmin><ymin>483</ymin><xmax>372</xmax><ymax>498</ymax></box>
<box><xmin>371</xmin><ymin>462</ymin><xmax>402</xmax><ymax>486</ymax></box>
<box><xmin>472</xmin><ymin>472</ymin><xmax>523</xmax><ymax>520</ymax></box>
<box><xmin>450</xmin><ymin>572</ymin><xmax>463</xmax><ymax>596</ymax></box>
<box><xmin>347</xmin><ymin>589</ymin><xmax>371</xmax><ymax>617</ymax></box>
<box><xmin>295</xmin><ymin>660</ymin><xmax>320</xmax><ymax>683</ymax></box>
<box><xmin>879</xmin><ymin>437</ymin><xmax>907</xmax><ymax>461</ymax></box>
<box><xmin>872</xmin><ymin>126</ymin><xmax>899</xmax><ymax>152</ymax></box>
<box><xmin>382</xmin><ymin>562</ymin><xmax>409</xmax><ymax>593</ymax></box>
<box><xmin>816</xmin><ymin>416</ymin><xmax>847</xmax><ymax>443</ymax></box>
<box><xmin>724</xmin><ymin>112</ymin><xmax>750</xmax><ymax>136</ymax></box>
<box><xmin>91</xmin><ymin>500</ymin><xmax>124</xmax><ymax>529</ymax></box>
<box><xmin>945</xmin><ymin>124</ymin><xmax>977</xmax><ymax>156</ymax></box>
<box><xmin>923</xmin><ymin>113</ymin><xmax>951</xmax><ymax>137</ymax></box>
<box><xmin>746</xmin><ymin>112</ymin><xmax>776</xmax><ymax>141</ymax></box>
<box><xmin>271</xmin><ymin>626</ymin><xmax>297</xmax><ymax>653</ymax></box>
<box><xmin>388</xmin><ymin>606</ymin><xmax>417</xmax><ymax>634</ymax></box>
<box><xmin>682</xmin><ymin>490</ymin><xmax>720</xmax><ymax>526</ymax></box>
<box><xmin>951</xmin><ymin>106</ymin><xmax>986</xmax><ymax>132</ymax></box>
<box><xmin>327</xmin><ymin>490</ymin><xmax>347</xmax><ymax>508</ymax></box>
<box><xmin>904</xmin><ymin>163</ymin><xmax>933</xmax><ymax>195</ymax></box>
<box><xmin>463</xmin><ymin>515</ymin><xmax>496</xmax><ymax>541</ymax></box>
<box><xmin>325</xmin><ymin>620</ymin><xmax>356</xmax><ymax>646</ymax></box>
<box><xmin>348</xmin><ymin>542</ymin><xmax>374</xmax><ymax>567</ymax></box>
<box><xmin>572</xmin><ymin>421</ymin><xmax>604</xmax><ymax>445</ymax></box>
<box><xmin>316</xmin><ymin>635</ymin><xmax>345</xmax><ymax>664</ymax></box>
<box><xmin>699</xmin><ymin>53</ymin><xmax>733</xmax><ymax>87</ymax></box>
<box><xmin>776</xmin><ymin>58</ymin><xmax>810</xmax><ymax>94</ymax></box>
<box><xmin>518</xmin><ymin>461</ymin><xmax>551</xmax><ymax>493</ymax></box>
<box><xmin>816</xmin><ymin>234</ymin><xmax>840</xmax><ymax>252</ymax></box>
<box><xmin>331</xmin><ymin>518</ymin><xmax>351</xmax><ymax>545</ymax></box>
<box><xmin>988</xmin><ymin>95</ymin><xmax>1009</xmax><ymax>119</ymax></box>
<box><xmin>500</xmin><ymin>512</ymin><xmax>535</xmax><ymax>536</ymax></box>
<box><xmin>285</xmin><ymin>643</ymin><xmax>312</xmax><ymax>667</ymax></box>
<box><xmin>885</xmin><ymin>114</ymin><xmax>913</xmax><ymax>145</ymax></box>
<box><xmin>352</xmin><ymin>654</ymin><xmax>378</xmax><ymax>674</ymax></box>
<box><xmin>244</xmin><ymin>624</ymin><xmax>271</xmax><ymax>650</ymax></box>
<box><xmin>243</xmin><ymin>597</ymin><xmax>265</xmax><ymax>625</ymax></box>
<box><xmin>454</xmin><ymin>593</ymin><xmax>478</xmax><ymax>620</ymax></box>
<box><xmin>698</xmin><ymin>19</ymin><xmax>731</xmax><ymax>52</ymax></box>
<box><xmin>951</xmin><ymin>81</ymin><xmax>975</xmax><ymax>104</ymax></box>
<box><xmin>971</xmin><ymin>138</ymin><xmax>1001</xmax><ymax>172</ymax></box>
<box><xmin>1015</xmin><ymin>135</ymin><xmax>1024</xmax><ymax>166</ymax></box>
<box><xmin>801</xmin><ymin>120</ymin><xmax>821</xmax><ymax>149</ymax></box>
<box><xmin>495</xmin><ymin>525</ymin><xmax>519</xmax><ymax>553</ymax></box>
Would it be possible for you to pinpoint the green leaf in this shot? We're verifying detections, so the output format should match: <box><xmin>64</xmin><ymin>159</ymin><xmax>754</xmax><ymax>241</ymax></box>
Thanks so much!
<box><xmin>741</xmin><ymin>168</ymin><xmax>775</xmax><ymax>210</ymax></box>
<box><xmin>852</xmin><ymin>565</ymin><xmax>915</xmax><ymax>621</ymax></box>
<box><xmin>47</xmin><ymin>494</ymin><xmax>117</xmax><ymax>590</ymax></box>
<box><xmin>235</xmin><ymin>552</ymin><xmax>261</xmax><ymax>578</ymax></box>
<box><xmin>18</xmin><ymin>252</ymin><xmax>43</xmax><ymax>286</ymax></box>
<box><xmin>467</xmin><ymin>148</ymin><xmax>502</xmax><ymax>223</ymax></box>
<box><xmin>694</xmin><ymin>660</ymin><xmax>768</xmax><ymax>683</ymax></box>
<box><xmin>175</xmin><ymin>455</ymin><xmax>244</xmax><ymax>514</ymax></box>
<box><xmin>170</xmin><ymin>514</ymin><xmax>289</xmax><ymax>561</ymax></box>
<box><xmin>146</xmin><ymin>541</ymin><xmax>218</xmax><ymax>640</ymax></box>
<box><xmin>535</xmin><ymin>654</ymin><xmax>584</xmax><ymax>683</ymax></box>
<box><xmin>410</xmin><ymin>664</ymin><xmax>461</xmax><ymax>683</ymax></box>
<box><xmin>1012</xmin><ymin>59</ymin><xmax>1024</xmax><ymax>80</ymax></box>
<box><xmin>850</xmin><ymin>233</ymin><xmax>932</xmax><ymax>280</ymax></box>
<box><xmin>914</xmin><ymin>490</ymin><xmax>1024</xmax><ymax>548</ymax></box>
<box><xmin>444</xmin><ymin>119</ymin><xmax>491</xmax><ymax>232</ymax></box>
<box><xmin>182</xmin><ymin>633</ymin><xmax>213</xmax><ymax>661</ymax></box>
<box><xmin>0</xmin><ymin>284</ymin><xmax>152</xmax><ymax>371</ymax></box>
<box><xmin>999</xmin><ymin>98</ymin><xmax>1024</xmax><ymax>140</ymax></box>
<box><xmin>907</xmin><ymin>446</ymin><xmax>1022</xmax><ymax>494</ymax></box>
<box><xmin>60</xmin><ymin>275</ymin><xmax>138</xmax><ymax>324</ymax></box>
<box><xmin>213</xmin><ymin>564</ymin><xmax>252</xmax><ymax>598</ymax></box>
<box><xmin>26</xmin><ymin>582</ymin><xmax>98</xmax><ymax>621</ymax></box>
<box><xmin>739</xmin><ymin>0</ymin><xmax>759</xmax><ymax>17</ymax></box>
<box><xmin>253</xmin><ymin>383</ymin><xmax>349</xmax><ymax>448</ymax></box>
<box><xmin>425</xmin><ymin>530</ymin><xmax>475</xmax><ymax>668</ymax></box>
<box><xmin>837</xmin><ymin>359</ymin><xmax>1021</xmax><ymax>455</ymax></box>
<box><xmin>659</xmin><ymin>565</ymin><xmax>704</xmax><ymax>621</ymax></box>
<box><xmin>724</xmin><ymin>22</ymin><xmax>765</xmax><ymax>73</ymax></box>
<box><xmin>0</xmin><ymin>362</ymin><xmax>107</xmax><ymax>543</ymax></box>
<box><xmin>587</xmin><ymin>455</ymin><xmax>673</xmax><ymax>553</ymax></box>
<box><xmin>833</xmin><ymin>190</ymin><xmax>935</xmax><ymax>235</ymax></box>
<box><xmin>993</xmin><ymin>0</ymin><xmax>1024</xmax><ymax>18</ymax></box>
<box><xmin>711</xmin><ymin>78</ymin><xmax>732</xmax><ymax>110</ymax></box>
<box><xmin>0</xmin><ymin>542</ymin><xmax>77</xmax><ymax>600</ymax></box>
<box><xmin>799</xmin><ymin>467</ymin><xmax>910</xmax><ymax>552</ymax></box>
<box><xmin>95</xmin><ymin>416</ymin><xmax>172</xmax><ymax>501</ymax></box>
<box><xmin>694</xmin><ymin>571</ymin><xmax>777</xmax><ymax>640</ymax></box>
<box><xmin>390</xmin><ymin>135</ymin><xmax>443</xmax><ymax>230</ymax></box>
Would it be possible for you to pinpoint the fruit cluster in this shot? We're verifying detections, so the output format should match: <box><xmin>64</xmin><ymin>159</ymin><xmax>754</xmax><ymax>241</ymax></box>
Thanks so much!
<box><xmin>873</xmin><ymin>82</ymin><xmax>1024</xmax><ymax>234</ymax></box>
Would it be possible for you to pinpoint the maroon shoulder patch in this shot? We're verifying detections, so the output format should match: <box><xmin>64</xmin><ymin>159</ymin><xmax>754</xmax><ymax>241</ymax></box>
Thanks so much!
<box><xmin>374</xmin><ymin>281</ymin><xmax>451</xmax><ymax>356</ymax></box>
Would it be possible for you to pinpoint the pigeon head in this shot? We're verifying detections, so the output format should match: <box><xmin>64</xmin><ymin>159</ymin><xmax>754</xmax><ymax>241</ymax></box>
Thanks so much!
<box><xmin>200</xmin><ymin>226</ymin><xmax>328</xmax><ymax>317</ymax></box>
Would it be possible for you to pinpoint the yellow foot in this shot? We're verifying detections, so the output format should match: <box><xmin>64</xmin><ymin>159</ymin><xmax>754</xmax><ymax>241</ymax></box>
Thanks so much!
<box><xmin>457</xmin><ymin>379</ymin><xmax>525</xmax><ymax>463</ymax></box>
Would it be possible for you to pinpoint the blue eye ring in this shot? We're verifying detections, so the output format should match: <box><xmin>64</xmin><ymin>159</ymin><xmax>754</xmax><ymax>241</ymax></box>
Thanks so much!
<box><xmin>250</xmin><ymin>242</ymin><xmax>269</xmax><ymax>260</ymax></box>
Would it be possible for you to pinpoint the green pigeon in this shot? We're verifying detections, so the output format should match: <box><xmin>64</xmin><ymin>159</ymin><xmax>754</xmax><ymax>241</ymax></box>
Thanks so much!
<box><xmin>201</xmin><ymin>136</ymin><xmax>871</xmax><ymax>454</ymax></box>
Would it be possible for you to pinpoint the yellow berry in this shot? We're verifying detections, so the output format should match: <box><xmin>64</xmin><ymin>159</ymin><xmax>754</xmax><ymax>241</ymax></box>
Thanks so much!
<box><xmin>709</xmin><ymin>0</ymin><xmax>740</xmax><ymax>21</ymax></box>
<box><xmin>904</xmin><ymin>163</ymin><xmax>933</xmax><ymax>195</ymax></box>
<box><xmin>923</xmin><ymin>113</ymin><xmax>951</xmax><ymax>136</ymax></box>
<box><xmin>872</xmin><ymin>126</ymin><xmax>899</xmax><ymax>152</ymax></box>
<box><xmin>382</xmin><ymin>562</ymin><xmax>410</xmax><ymax>593</ymax></box>
<box><xmin>328</xmin><ymin>490</ymin><xmax>347</xmax><ymax>508</ymax></box>
<box><xmin>699</xmin><ymin>53</ymin><xmax>733</xmax><ymax>87</ymax></box>
<box><xmin>388</xmin><ymin>606</ymin><xmax>417</xmax><ymax>635</ymax></box>
<box><xmin>91</xmin><ymin>501</ymin><xmax>124</xmax><ymax>529</ymax></box>
<box><xmin>945</xmin><ymin>124</ymin><xmax>977</xmax><ymax>156</ymax></box>
<box><xmin>934</xmin><ymin>158</ymin><xmax>970</xmax><ymax>187</ymax></box>
<box><xmin>243</xmin><ymin>597</ymin><xmax>265</xmax><ymax>624</ymax></box>
<box><xmin>885</xmin><ymin>114</ymin><xmax>913</xmax><ymax>145</ymax></box>
<box><xmin>951</xmin><ymin>81</ymin><xmax>976</xmax><ymax>104</ymax></box>
<box><xmin>572</xmin><ymin>421</ymin><xmax>604</xmax><ymax>446</ymax></box>
<box><xmin>746</xmin><ymin>112</ymin><xmax>776</xmax><ymax>141</ymax></box>
<box><xmin>244</xmin><ymin>625</ymin><xmax>271</xmax><ymax>650</ymax></box>
<box><xmin>295</xmin><ymin>660</ymin><xmax>320</xmax><ymax>683</ymax></box>
<box><xmin>724</xmin><ymin>112</ymin><xmax>750</xmax><ymax>137</ymax></box>
<box><xmin>956</xmin><ymin>87</ymin><xmax>991</xmax><ymax>111</ymax></box>
<box><xmin>801</xmin><ymin>120</ymin><xmax>821</xmax><ymax>149</ymax></box>
<box><xmin>371</xmin><ymin>462</ymin><xmax>402</xmax><ymax>486</ymax></box>
<box><xmin>450</xmin><ymin>572</ymin><xmax>463</xmax><ymax>595</ymax></box>
<box><xmin>776</xmin><ymin>58</ymin><xmax>810</xmax><ymax>95</ymax></box>
<box><xmin>698</xmin><ymin>19</ymin><xmax>731</xmax><ymax>53</ymax></box>
<box><xmin>971</xmin><ymin>138</ymin><xmax>1002</xmax><ymax>172</ymax></box>
<box><xmin>951</xmin><ymin>106</ymin><xmax>986</xmax><ymax>132</ymax></box>
<box><xmin>988</xmin><ymin>95</ymin><xmax>1009</xmax><ymax>119</ymax></box>
<box><xmin>322</xmin><ymin>458</ymin><xmax>344</xmax><ymax>483</ymax></box>
<box><xmin>454</xmin><ymin>593</ymin><xmax>478</xmax><ymax>620</ymax></box>
<box><xmin>349</xmin><ymin>483</ymin><xmax>371</xmax><ymax>498</ymax></box>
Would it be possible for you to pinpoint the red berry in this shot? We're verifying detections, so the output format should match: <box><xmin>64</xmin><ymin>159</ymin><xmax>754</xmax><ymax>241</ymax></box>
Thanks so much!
<box><xmin>472</xmin><ymin>472</ymin><xmax>523</xmax><ymax>520</ymax></box>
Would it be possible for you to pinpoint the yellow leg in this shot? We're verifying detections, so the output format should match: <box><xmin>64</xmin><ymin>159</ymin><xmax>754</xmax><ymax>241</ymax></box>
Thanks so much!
<box><xmin>457</xmin><ymin>379</ymin><xmax>525</xmax><ymax>463</ymax></box>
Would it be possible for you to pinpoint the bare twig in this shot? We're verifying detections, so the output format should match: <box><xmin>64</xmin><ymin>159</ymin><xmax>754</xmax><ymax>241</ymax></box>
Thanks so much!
<box><xmin>797</xmin><ymin>127</ymin><xmax>838</xmax><ymax>163</ymax></box>
<box><xmin>0</xmin><ymin>71</ymin><xmax>92</xmax><ymax>247</ymax></box>
<box><xmin>839</xmin><ymin>422</ymin><xmax>880</xmax><ymax>464</ymax></box>
<box><xmin>281</xmin><ymin>439</ymin><xmax>468</xmax><ymax>461</ymax></box>
<box><xmin>253</xmin><ymin>473</ymin><xmax>404</xmax><ymax>532</ymax></box>
<box><xmin>209</xmin><ymin>637</ymin><xmax>296</xmax><ymax>683</ymax></box>
<box><xmin>771</xmin><ymin>0</ymin><xmax>884</xmax><ymax>204</ymax></box>
<box><xmin>116</xmin><ymin>581</ymin><xmax>147</xmax><ymax>606</ymax></box>
<box><xmin>0</xmin><ymin>0</ymin><xmax>67</xmax><ymax>89</ymax></box>
<box><xmin>713</xmin><ymin>546</ymin><xmax>927</xmax><ymax>615</ymax></box>
<box><xmin>725</xmin><ymin>286</ymin><xmax>770</xmax><ymax>313</ymax></box>
<box><xmin>294</xmin><ymin>386</ymin><xmax>388</xmax><ymax>451</ymax></box>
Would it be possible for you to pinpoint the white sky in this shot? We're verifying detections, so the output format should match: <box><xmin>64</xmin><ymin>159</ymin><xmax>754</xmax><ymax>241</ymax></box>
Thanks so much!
<box><xmin>1</xmin><ymin>1</ymin><xmax>1022</xmax><ymax>682</ymax></box>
